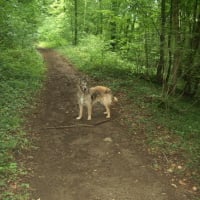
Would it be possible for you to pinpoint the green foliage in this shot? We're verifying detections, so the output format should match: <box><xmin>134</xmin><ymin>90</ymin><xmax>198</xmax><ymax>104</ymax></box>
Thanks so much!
<box><xmin>39</xmin><ymin>0</ymin><xmax>200</xmax><ymax>97</ymax></box>
<box><xmin>124</xmin><ymin>79</ymin><xmax>200</xmax><ymax>181</ymax></box>
<box><xmin>58</xmin><ymin>35</ymin><xmax>137</xmax><ymax>79</ymax></box>
<box><xmin>0</xmin><ymin>48</ymin><xmax>45</xmax><ymax>199</ymax></box>
<box><xmin>0</xmin><ymin>0</ymin><xmax>198</xmax><ymax>196</ymax></box>
<box><xmin>0</xmin><ymin>0</ymin><xmax>41</xmax><ymax>48</ymax></box>
<box><xmin>0</xmin><ymin>0</ymin><xmax>45</xmax><ymax>198</ymax></box>
<box><xmin>37</xmin><ymin>0</ymin><xmax>69</xmax><ymax>48</ymax></box>
<box><xmin>0</xmin><ymin>0</ymin><xmax>47</xmax><ymax>197</ymax></box>
<box><xmin>116</xmin><ymin>76</ymin><xmax>200</xmax><ymax>173</ymax></box>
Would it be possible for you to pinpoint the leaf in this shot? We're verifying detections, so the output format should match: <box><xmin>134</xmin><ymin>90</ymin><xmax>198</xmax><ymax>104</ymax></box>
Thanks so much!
<box><xmin>192</xmin><ymin>186</ymin><xmax>197</xmax><ymax>191</ymax></box>
<box><xmin>171</xmin><ymin>183</ymin><xmax>177</xmax><ymax>188</ymax></box>
<box><xmin>178</xmin><ymin>180</ymin><xmax>186</xmax><ymax>186</ymax></box>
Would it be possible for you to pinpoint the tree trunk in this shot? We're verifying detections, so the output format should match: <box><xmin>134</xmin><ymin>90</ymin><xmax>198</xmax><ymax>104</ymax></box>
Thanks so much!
<box><xmin>144</xmin><ymin>29</ymin><xmax>149</xmax><ymax>70</ymax></box>
<box><xmin>98</xmin><ymin>0</ymin><xmax>103</xmax><ymax>35</ymax></box>
<box><xmin>169</xmin><ymin>0</ymin><xmax>181</xmax><ymax>95</ymax></box>
<box><xmin>83</xmin><ymin>0</ymin><xmax>87</xmax><ymax>32</ymax></box>
<box><xmin>166</xmin><ymin>0</ymin><xmax>173</xmax><ymax>85</ymax></box>
<box><xmin>156</xmin><ymin>0</ymin><xmax>166</xmax><ymax>84</ymax></box>
<box><xmin>183</xmin><ymin>10</ymin><xmax>200</xmax><ymax>96</ymax></box>
<box><xmin>110</xmin><ymin>0</ymin><xmax>118</xmax><ymax>51</ymax></box>
<box><xmin>73</xmin><ymin>0</ymin><xmax>78</xmax><ymax>45</ymax></box>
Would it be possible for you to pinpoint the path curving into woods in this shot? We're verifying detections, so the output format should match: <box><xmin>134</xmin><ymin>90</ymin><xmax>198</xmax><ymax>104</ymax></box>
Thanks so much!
<box><xmin>24</xmin><ymin>49</ymin><xmax>192</xmax><ymax>200</ymax></box>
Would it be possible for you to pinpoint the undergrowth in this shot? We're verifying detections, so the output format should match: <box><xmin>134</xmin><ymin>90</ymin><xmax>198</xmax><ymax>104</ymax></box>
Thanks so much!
<box><xmin>0</xmin><ymin>47</ymin><xmax>45</xmax><ymax>199</ymax></box>
<box><xmin>57</xmin><ymin>35</ymin><xmax>200</xmax><ymax>187</ymax></box>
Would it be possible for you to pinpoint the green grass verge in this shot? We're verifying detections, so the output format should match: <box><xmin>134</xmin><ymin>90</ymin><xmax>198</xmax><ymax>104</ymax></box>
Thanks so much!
<box><xmin>0</xmin><ymin>47</ymin><xmax>46</xmax><ymax>199</ymax></box>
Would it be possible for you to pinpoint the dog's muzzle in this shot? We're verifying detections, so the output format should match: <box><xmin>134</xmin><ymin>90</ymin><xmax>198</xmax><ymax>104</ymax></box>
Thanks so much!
<box><xmin>81</xmin><ymin>86</ymin><xmax>88</xmax><ymax>93</ymax></box>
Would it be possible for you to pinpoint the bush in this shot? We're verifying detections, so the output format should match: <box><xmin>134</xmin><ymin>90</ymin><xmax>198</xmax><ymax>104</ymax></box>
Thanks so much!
<box><xmin>0</xmin><ymin>47</ymin><xmax>45</xmax><ymax>199</ymax></box>
<box><xmin>58</xmin><ymin>35</ymin><xmax>137</xmax><ymax>79</ymax></box>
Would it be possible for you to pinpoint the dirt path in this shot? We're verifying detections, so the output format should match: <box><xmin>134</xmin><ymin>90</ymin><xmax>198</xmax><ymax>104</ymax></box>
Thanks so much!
<box><xmin>25</xmin><ymin>49</ymin><xmax>191</xmax><ymax>200</ymax></box>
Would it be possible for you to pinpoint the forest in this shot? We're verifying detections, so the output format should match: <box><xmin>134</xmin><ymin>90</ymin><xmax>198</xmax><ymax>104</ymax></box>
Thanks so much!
<box><xmin>38</xmin><ymin>0</ymin><xmax>200</xmax><ymax>97</ymax></box>
<box><xmin>0</xmin><ymin>0</ymin><xmax>199</xmax><ymax>199</ymax></box>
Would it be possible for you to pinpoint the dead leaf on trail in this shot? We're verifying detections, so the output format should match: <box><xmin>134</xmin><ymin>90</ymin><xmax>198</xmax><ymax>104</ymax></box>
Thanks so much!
<box><xmin>167</xmin><ymin>168</ymin><xmax>173</xmax><ymax>173</ymax></box>
<box><xmin>171</xmin><ymin>183</ymin><xmax>178</xmax><ymax>188</ymax></box>
<box><xmin>177</xmin><ymin>165</ymin><xmax>183</xmax><ymax>170</ymax></box>
<box><xmin>178</xmin><ymin>180</ymin><xmax>187</xmax><ymax>186</ymax></box>
<box><xmin>192</xmin><ymin>186</ymin><xmax>198</xmax><ymax>191</ymax></box>
<box><xmin>103</xmin><ymin>137</ymin><xmax>113</xmax><ymax>142</ymax></box>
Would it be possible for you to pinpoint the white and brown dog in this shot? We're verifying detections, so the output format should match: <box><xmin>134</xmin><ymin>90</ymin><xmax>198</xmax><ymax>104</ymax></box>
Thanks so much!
<box><xmin>76</xmin><ymin>78</ymin><xmax>118</xmax><ymax>120</ymax></box>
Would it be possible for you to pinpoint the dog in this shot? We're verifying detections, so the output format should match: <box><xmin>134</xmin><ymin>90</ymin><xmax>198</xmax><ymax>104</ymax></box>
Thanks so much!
<box><xmin>76</xmin><ymin>78</ymin><xmax>118</xmax><ymax>120</ymax></box>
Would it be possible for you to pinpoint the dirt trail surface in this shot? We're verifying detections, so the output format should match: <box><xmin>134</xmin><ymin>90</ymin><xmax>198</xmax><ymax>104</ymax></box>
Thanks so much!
<box><xmin>25</xmin><ymin>49</ymin><xmax>191</xmax><ymax>200</ymax></box>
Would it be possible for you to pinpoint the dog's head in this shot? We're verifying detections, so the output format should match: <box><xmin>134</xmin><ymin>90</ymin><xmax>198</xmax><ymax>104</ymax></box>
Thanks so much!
<box><xmin>78</xmin><ymin>77</ymin><xmax>89</xmax><ymax>93</ymax></box>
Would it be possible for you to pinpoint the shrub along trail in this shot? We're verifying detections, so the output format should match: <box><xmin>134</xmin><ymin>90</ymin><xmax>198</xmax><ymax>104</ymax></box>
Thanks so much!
<box><xmin>24</xmin><ymin>49</ymin><xmax>192</xmax><ymax>200</ymax></box>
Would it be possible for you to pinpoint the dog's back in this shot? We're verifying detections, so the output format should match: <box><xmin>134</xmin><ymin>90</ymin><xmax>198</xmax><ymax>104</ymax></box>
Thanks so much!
<box><xmin>90</xmin><ymin>86</ymin><xmax>111</xmax><ymax>94</ymax></box>
<box><xmin>90</xmin><ymin>86</ymin><xmax>115</xmax><ymax>106</ymax></box>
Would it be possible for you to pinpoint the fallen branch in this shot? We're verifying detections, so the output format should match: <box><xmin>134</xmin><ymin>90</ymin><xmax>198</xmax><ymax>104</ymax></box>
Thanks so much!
<box><xmin>44</xmin><ymin>119</ymin><xmax>110</xmax><ymax>129</ymax></box>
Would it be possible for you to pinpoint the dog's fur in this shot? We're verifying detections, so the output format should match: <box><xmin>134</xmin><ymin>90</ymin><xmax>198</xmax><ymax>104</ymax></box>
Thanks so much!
<box><xmin>76</xmin><ymin>78</ymin><xmax>117</xmax><ymax>120</ymax></box>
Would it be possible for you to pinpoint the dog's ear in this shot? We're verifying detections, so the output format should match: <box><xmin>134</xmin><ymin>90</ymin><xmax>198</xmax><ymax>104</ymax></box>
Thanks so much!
<box><xmin>82</xmin><ymin>76</ymin><xmax>88</xmax><ymax>82</ymax></box>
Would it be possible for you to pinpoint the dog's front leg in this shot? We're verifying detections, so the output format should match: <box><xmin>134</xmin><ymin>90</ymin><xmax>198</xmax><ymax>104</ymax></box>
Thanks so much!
<box><xmin>76</xmin><ymin>104</ymin><xmax>83</xmax><ymax>120</ymax></box>
<box><xmin>87</xmin><ymin>104</ymin><xmax>92</xmax><ymax>120</ymax></box>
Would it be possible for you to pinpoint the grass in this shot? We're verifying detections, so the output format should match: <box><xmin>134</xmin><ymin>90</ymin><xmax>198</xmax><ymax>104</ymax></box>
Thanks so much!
<box><xmin>0</xmin><ymin>47</ymin><xmax>46</xmax><ymax>199</ymax></box>
<box><xmin>57</xmin><ymin>36</ymin><xmax>200</xmax><ymax>190</ymax></box>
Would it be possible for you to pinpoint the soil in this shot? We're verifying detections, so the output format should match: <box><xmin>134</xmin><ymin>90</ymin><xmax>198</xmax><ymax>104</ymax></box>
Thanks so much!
<box><xmin>24</xmin><ymin>49</ymin><xmax>193</xmax><ymax>200</ymax></box>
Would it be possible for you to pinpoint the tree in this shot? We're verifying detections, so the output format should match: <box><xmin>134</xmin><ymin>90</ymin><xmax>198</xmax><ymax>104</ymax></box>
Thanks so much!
<box><xmin>37</xmin><ymin>0</ymin><xmax>200</xmax><ymax>98</ymax></box>
<box><xmin>73</xmin><ymin>0</ymin><xmax>78</xmax><ymax>45</ymax></box>
<box><xmin>169</xmin><ymin>0</ymin><xmax>181</xmax><ymax>95</ymax></box>
<box><xmin>183</xmin><ymin>0</ymin><xmax>200</xmax><ymax>96</ymax></box>
<box><xmin>0</xmin><ymin>0</ymin><xmax>41</xmax><ymax>48</ymax></box>
<box><xmin>156</xmin><ymin>0</ymin><xmax>166</xmax><ymax>84</ymax></box>
<box><xmin>109</xmin><ymin>0</ymin><xmax>119</xmax><ymax>51</ymax></box>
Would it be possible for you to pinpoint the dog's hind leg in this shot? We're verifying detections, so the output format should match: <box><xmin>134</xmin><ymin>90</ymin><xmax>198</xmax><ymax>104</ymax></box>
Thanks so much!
<box><xmin>87</xmin><ymin>104</ymin><xmax>92</xmax><ymax>120</ymax></box>
<box><xmin>76</xmin><ymin>104</ymin><xmax>83</xmax><ymax>120</ymax></box>
<box><xmin>104</xmin><ymin>104</ymin><xmax>111</xmax><ymax>118</ymax></box>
